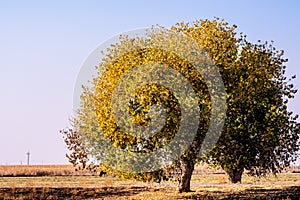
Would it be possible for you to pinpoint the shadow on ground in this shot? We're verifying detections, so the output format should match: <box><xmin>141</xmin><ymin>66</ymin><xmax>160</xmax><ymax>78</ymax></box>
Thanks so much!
<box><xmin>0</xmin><ymin>185</ymin><xmax>299</xmax><ymax>199</ymax></box>
<box><xmin>183</xmin><ymin>186</ymin><xmax>300</xmax><ymax>200</ymax></box>
<box><xmin>0</xmin><ymin>186</ymin><xmax>148</xmax><ymax>199</ymax></box>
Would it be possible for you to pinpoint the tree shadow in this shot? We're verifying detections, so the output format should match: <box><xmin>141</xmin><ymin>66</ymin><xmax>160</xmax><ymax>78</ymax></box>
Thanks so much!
<box><xmin>184</xmin><ymin>186</ymin><xmax>300</xmax><ymax>200</ymax></box>
<box><xmin>2</xmin><ymin>185</ymin><xmax>300</xmax><ymax>199</ymax></box>
<box><xmin>0</xmin><ymin>186</ymin><xmax>152</xmax><ymax>199</ymax></box>
<box><xmin>227</xmin><ymin>186</ymin><xmax>300</xmax><ymax>200</ymax></box>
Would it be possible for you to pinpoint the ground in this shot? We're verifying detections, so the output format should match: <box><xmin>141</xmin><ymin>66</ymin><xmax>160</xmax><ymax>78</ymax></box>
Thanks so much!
<box><xmin>0</xmin><ymin>165</ymin><xmax>299</xmax><ymax>199</ymax></box>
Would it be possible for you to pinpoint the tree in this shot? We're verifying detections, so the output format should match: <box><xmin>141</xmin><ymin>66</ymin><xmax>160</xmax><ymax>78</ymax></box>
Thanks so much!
<box><xmin>204</xmin><ymin>38</ymin><xmax>300</xmax><ymax>183</ymax></box>
<box><xmin>175</xmin><ymin>19</ymin><xmax>299</xmax><ymax>183</ymax></box>
<box><xmin>63</xmin><ymin>18</ymin><xmax>300</xmax><ymax>192</ymax></box>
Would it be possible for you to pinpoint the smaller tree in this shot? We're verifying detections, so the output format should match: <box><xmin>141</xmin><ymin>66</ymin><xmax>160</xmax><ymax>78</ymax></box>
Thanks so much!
<box><xmin>203</xmin><ymin>38</ymin><xmax>300</xmax><ymax>183</ymax></box>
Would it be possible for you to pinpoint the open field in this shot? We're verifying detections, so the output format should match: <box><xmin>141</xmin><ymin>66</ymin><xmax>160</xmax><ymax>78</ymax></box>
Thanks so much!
<box><xmin>0</xmin><ymin>165</ymin><xmax>299</xmax><ymax>199</ymax></box>
<box><xmin>0</xmin><ymin>165</ymin><xmax>96</xmax><ymax>177</ymax></box>
<box><xmin>1</xmin><ymin>164</ymin><xmax>299</xmax><ymax>177</ymax></box>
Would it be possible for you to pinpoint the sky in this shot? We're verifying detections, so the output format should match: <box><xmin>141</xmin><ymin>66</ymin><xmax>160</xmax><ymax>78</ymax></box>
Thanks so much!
<box><xmin>0</xmin><ymin>0</ymin><xmax>299</xmax><ymax>165</ymax></box>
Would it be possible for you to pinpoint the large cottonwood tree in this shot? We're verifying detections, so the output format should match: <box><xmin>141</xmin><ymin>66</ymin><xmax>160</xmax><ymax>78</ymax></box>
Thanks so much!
<box><xmin>62</xmin><ymin>18</ymin><xmax>300</xmax><ymax>192</ymax></box>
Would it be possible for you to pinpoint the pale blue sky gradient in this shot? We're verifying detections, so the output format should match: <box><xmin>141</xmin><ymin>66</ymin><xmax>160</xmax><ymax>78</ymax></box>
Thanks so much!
<box><xmin>0</xmin><ymin>0</ymin><xmax>299</xmax><ymax>165</ymax></box>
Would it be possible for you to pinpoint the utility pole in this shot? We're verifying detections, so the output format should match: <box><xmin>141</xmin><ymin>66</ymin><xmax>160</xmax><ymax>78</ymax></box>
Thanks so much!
<box><xmin>26</xmin><ymin>151</ymin><xmax>30</xmax><ymax>165</ymax></box>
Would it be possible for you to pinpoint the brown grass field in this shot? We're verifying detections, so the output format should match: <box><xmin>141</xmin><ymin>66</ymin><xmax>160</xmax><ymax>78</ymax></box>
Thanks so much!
<box><xmin>0</xmin><ymin>165</ymin><xmax>299</xmax><ymax>199</ymax></box>
<box><xmin>0</xmin><ymin>165</ymin><xmax>96</xmax><ymax>177</ymax></box>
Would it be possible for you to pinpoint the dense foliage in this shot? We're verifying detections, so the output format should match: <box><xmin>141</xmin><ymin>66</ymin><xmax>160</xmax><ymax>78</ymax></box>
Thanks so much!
<box><xmin>63</xmin><ymin>18</ymin><xmax>300</xmax><ymax>191</ymax></box>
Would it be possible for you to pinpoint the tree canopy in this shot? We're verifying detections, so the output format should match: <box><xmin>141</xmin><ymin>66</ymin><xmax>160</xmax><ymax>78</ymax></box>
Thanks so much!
<box><xmin>62</xmin><ymin>18</ymin><xmax>300</xmax><ymax>192</ymax></box>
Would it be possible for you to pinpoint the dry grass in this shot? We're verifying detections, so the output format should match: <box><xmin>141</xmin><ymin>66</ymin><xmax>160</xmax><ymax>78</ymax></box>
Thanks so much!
<box><xmin>0</xmin><ymin>165</ymin><xmax>96</xmax><ymax>177</ymax></box>
<box><xmin>0</xmin><ymin>173</ymin><xmax>299</xmax><ymax>199</ymax></box>
<box><xmin>193</xmin><ymin>163</ymin><xmax>226</xmax><ymax>174</ymax></box>
<box><xmin>0</xmin><ymin>173</ymin><xmax>299</xmax><ymax>188</ymax></box>
<box><xmin>1</xmin><ymin>164</ymin><xmax>300</xmax><ymax>199</ymax></box>
<box><xmin>1</xmin><ymin>164</ymin><xmax>299</xmax><ymax>177</ymax></box>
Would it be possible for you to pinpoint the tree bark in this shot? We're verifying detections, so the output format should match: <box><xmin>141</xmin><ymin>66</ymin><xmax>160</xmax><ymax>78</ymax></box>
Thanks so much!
<box><xmin>177</xmin><ymin>158</ymin><xmax>195</xmax><ymax>193</ymax></box>
<box><xmin>226</xmin><ymin>169</ymin><xmax>243</xmax><ymax>183</ymax></box>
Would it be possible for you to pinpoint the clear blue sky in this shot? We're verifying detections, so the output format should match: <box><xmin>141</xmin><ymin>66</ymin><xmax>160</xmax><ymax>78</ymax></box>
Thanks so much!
<box><xmin>0</xmin><ymin>0</ymin><xmax>299</xmax><ymax>165</ymax></box>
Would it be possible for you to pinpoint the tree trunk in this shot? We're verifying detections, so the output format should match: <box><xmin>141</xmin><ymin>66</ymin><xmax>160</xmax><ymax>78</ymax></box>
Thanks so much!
<box><xmin>177</xmin><ymin>158</ymin><xmax>195</xmax><ymax>193</ymax></box>
<box><xmin>226</xmin><ymin>169</ymin><xmax>243</xmax><ymax>183</ymax></box>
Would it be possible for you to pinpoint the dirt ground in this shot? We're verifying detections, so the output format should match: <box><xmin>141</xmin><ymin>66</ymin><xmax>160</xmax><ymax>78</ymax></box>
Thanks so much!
<box><xmin>0</xmin><ymin>185</ymin><xmax>299</xmax><ymax>199</ymax></box>
<box><xmin>1</xmin><ymin>167</ymin><xmax>299</xmax><ymax>199</ymax></box>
